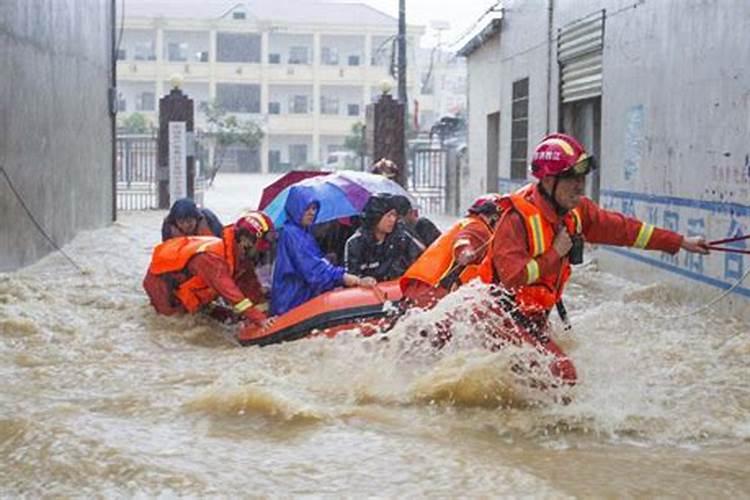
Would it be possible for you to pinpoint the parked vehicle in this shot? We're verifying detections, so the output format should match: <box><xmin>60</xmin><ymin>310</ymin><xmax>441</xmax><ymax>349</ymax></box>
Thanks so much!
<box><xmin>325</xmin><ymin>151</ymin><xmax>358</xmax><ymax>171</ymax></box>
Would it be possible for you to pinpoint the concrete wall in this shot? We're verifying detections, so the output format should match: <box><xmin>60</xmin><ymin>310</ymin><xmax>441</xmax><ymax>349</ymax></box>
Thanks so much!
<box><xmin>0</xmin><ymin>0</ymin><xmax>114</xmax><ymax>271</ymax></box>
<box><xmin>463</xmin><ymin>0</ymin><xmax>750</xmax><ymax>313</ymax></box>
<box><xmin>465</xmin><ymin>31</ymin><xmax>502</xmax><ymax>211</ymax></box>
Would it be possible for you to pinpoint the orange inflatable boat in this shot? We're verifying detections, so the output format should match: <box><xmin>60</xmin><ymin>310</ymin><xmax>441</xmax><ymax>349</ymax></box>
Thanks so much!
<box><xmin>236</xmin><ymin>281</ymin><xmax>576</xmax><ymax>387</ymax></box>
<box><xmin>236</xmin><ymin>280</ymin><xmax>404</xmax><ymax>346</ymax></box>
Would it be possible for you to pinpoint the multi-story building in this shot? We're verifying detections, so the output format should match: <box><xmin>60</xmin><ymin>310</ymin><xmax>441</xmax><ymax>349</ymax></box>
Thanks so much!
<box><xmin>116</xmin><ymin>0</ymin><xmax>425</xmax><ymax>173</ymax></box>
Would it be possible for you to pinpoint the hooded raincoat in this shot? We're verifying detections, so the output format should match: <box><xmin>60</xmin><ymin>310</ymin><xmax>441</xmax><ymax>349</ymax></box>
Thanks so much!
<box><xmin>270</xmin><ymin>186</ymin><xmax>346</xmax><ymax>315</ymax></box>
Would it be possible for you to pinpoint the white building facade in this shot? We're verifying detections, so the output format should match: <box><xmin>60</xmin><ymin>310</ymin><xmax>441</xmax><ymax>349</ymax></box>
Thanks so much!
<box><xmin>117</xmin><ymin>0</ymin><xmax>425</xmax><ymax>173</ymax></box>
<box><xmin>459</xmin><ymin>0</ymin><xmax>750</xmax><ymax>316</ymax></box>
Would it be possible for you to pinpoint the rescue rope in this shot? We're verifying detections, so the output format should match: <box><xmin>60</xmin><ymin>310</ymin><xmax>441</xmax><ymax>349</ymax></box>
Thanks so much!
<box><xmin>0</xmin><ymin>165</ymin><xmax>85</xmax><ymax>273</ymax></box>
<box><xmin>651</xmin><ymin>264</ymin><xmax>750</xmax><ymax>320</ymax></box>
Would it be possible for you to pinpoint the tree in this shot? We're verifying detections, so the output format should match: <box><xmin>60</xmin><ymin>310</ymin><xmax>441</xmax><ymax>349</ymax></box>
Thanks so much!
<box><xmin>198</xmin><ymin>101</ymin><xmax>264</xmax><ymax>186</ymax></box>
<box><xmin>343</xmin><ymin>121</ymin><xmax>365</xmax><ymax>155</ymax></box>
<box><xmin>118</xmin><ymin>112</ymin><xmax>152</xmax><ymax>134</ymax></box>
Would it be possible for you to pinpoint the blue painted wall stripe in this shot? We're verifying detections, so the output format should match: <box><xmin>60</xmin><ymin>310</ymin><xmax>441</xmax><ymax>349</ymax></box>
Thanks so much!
<box><xmin>600</xmin><ymin>189</ymin><xmax>750</xmax><ymax>216</ymax></box>
<box><xmin>601</xmin><ymin>247</ymin><xmax>750</xmax><ymax>298</ymax></box>
<box><xmin>495</xmin><ymin>179</ymin><xmax>749</xmax><ymax>298</ymax></box>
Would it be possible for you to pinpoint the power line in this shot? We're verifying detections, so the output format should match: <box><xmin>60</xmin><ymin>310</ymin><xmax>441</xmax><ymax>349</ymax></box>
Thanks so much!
<box><xmin>450</xmin><ymin>1</ymin><xmax>503</xmax><ymax>49</ymax></box>
<box><xmin>0</xmin><ymin>165</ymin><xmax>85</xmax><ymax>273</ymax></box>
<box><xmin>457</xmin><ymin>0</ymin><xmax>646</xmax><ymax>63</ymax></box>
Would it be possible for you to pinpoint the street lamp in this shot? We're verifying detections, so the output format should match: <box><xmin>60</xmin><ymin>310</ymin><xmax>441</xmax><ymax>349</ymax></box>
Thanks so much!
<box><xmin>169</xmin><ymin>73</ymin><xmax>184</xmax><ymax>90</ymax></box>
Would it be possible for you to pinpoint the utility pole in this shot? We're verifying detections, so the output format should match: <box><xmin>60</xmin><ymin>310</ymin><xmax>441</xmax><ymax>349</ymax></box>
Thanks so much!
<box><xmin>397</xmin><ymin>0</ymin><xmax>408</xmax><ymax>187</ymax></box>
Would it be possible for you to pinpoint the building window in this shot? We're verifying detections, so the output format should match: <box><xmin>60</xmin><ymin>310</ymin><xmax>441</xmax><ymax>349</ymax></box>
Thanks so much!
<box><xmin>135</xmin><ymin>92</ymin><xmax>155</xmax><ymax>111</ymax></box>
<box><xmin>289</xmin><ymin>95</ymin><xmax>309</xmax><ymax>114</ymax></box>
<box><xmin>289</xmin><ymin>144</ymin><xmax>308</xmax><ymax>167</ymax></box>
<box><xmin>288</xmin><ymin>46</ymin><xmax>309</xmax><ymax>65</ymax></box>
<box><xmin>321</xmin><ymin>47</ymin><xmax>339</xmax><ymax>65</ymax></box>
<box><xmin>347</xmin><ymin>104</ymin><xmax>360</xmax><ymax>116</ymax></box>
<box><xmin>269</xmin><ymin>53</ymin><xmax>281</xmax><ymax>64</ymax></box>
<box><xmin>133</xmin><ymin>41</ymin><xmax>155</xmax><ymax>61</ymax></box>
<box><xmin>167</xmin><ymin>42</ymin><xmax>188</xmax><ymax>62</ymax></box>
<box><xmin>347</xmin><ymin>55</ymin><xmax>360</xmax><ymax>66</ymax></box>
<box><xmin>321</xmin><ymin>96</ymin><xmax>339</xmax><ymax>115</ymax></box>
<box><xmin>217</xmin><ymin>33</ymin><xmax>261</xmax><ymax>63</ymax></box>
<box><xmin>511</xmin><ymin>78</ymin><xmax>529</xmax><ymax>179</ymax></box>
<box><xmin>117</xmin><ymin>92</ymin><xmax>127</xmax><ymax>112</ymax></box>
<box><xmin>268</xmin><ymin>102</ymin><xmax>280</xmax><ymax>114</ymax></box>
<box><xmin>269</xmin><ymin>150</ymin><xmax>282</xmax><ymax>170</ymax></box>
<box><xmin>233</xmin><ymin>11</ymin><xmax>246</xmax><ymax>20</ymax></box>
<box><xmin>217</xmin><ymin>83</ymin><xmax>260</xmax><ymax>113</ymax></box>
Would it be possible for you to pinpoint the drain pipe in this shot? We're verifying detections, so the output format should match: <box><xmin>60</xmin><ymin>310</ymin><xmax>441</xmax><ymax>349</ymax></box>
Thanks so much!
<box><xmin>110</xmin><ymin>0</ymin><xmax>118</xmax><ymax>221</ymax></box>
<box><xmin>545</xmin><ymin>0</ymin><xmax>554</xmax><ymax>134</ymax></box>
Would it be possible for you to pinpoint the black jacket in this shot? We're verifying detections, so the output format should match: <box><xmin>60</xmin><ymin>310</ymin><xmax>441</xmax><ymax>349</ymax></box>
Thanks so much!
<box><xmin>344</xmin><ymin>226</ymin><xmax>423</xmax><ymax>281</ymax></box>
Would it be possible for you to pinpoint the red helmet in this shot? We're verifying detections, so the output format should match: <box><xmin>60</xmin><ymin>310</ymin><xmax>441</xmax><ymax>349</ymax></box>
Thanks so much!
<box><xmin>234</xmin><ymin>211</ymin><xmax>275</xmax><ymax>252</ymax></box>
<box><xmin>467</xmin><ymin>193</ymin><xmax>502</xmax><ymax>216</ymax></box>
<box><xmin>530</xmin><ymin>133</ymin><xmax>595</xmax><ymax>179</ymax></box>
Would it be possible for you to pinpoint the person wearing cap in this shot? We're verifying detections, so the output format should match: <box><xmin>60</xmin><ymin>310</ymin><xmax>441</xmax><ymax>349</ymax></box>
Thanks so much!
<box><xmin>400</xmin><ymin>194</ymin><xmax>503</xmax><ymax>309</ymax></box>
<box><xmin>143</xmin><ymin>211</ymin><xmax>275</xmax><ymax>327</ymax></box>
<box><xmin>344</xmin><ymin>193</ymin><xmax>423</xmax><ymax>282</ymax></box>
<box><xmin>479</xmin><ymin>132</ymin><xmax>709</xmax><ymax>334</ymax></box>
<box><xmin>271</xmin><ymin>185</ymin><xmax>376</xmax><ymax>316</ymax></box>
<box><xmin>370</xmin><ymin>158</ymin><xmax>399</xmax><ymax>180</ymax></box>
<box><xmin>390</xmin><ymin>195</ymin><xmax>442</xmax><ymax>248</ymax></box>
<box><xmin>161</xmin><ymin>197</ymin><xmax>223</xmax><ymax>241</ymax></box>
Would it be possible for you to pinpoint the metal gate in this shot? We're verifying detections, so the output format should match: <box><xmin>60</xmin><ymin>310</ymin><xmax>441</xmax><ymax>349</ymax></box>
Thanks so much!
<box><xmin>116</xmin><ymin>134</ymin><xmax>158</xmax><ymax>210</ymax></box>
<box><xmin>409</xmin><ymin>147</ymin><xmax>447</xmax><ymax>214</ymax></box>
<box><xmin>116</xmin><ymin>134</ymin><xmax>207</xmax><ymax>211</ymax></box>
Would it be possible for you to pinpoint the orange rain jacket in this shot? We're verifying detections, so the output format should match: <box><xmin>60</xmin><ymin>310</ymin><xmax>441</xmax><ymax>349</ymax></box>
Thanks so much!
<box><xmin>143</xmin><ymin>226</ymin><xmax>264</xmax><ymax>316</ymax></box>
<box><xmin>400</xmin><ymin>214</ymin><xmax>493</xmax><ymax>308</ymax></box>
<box><xmin>480</xmin><ymin>183</ymin><xmax>683</xmax><ymax>316</ymax></box>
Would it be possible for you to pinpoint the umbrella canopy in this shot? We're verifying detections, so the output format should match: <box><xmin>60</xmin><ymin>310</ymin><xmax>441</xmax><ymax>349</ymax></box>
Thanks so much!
<box><xmin>262</xmin><ymin>171</ymin><xmax>416</xmax><ymax>227</ymax></box>
<box><xmin>257</xmin><ymin>170</ymin><xmax>329</xmax><ymax>211</ymax></box>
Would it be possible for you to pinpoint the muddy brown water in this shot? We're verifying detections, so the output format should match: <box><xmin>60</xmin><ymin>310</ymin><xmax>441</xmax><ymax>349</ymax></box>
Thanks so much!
<box><xmin>1</xmin><ymin>175</ymin><xmax>748</xmax><ymax>497</ymax></box>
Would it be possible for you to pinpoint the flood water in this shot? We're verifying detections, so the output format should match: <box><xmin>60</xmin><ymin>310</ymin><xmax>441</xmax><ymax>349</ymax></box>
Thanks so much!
<box><xmin>1</xmin><ymin>174</ymin><xmax>748</xmax><ymax>497</ymax></box>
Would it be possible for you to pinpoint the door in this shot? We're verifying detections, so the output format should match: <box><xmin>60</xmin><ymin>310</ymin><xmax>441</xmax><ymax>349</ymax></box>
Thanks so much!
<box><xmin>561</xmin><ymin>98</ymin><xmax>601</xmax><ymax>201</ymax></box>
<box><xmin>486</xmin><ymin>111</ymin><xmax>500</xmax><ymax>192</ymax></box>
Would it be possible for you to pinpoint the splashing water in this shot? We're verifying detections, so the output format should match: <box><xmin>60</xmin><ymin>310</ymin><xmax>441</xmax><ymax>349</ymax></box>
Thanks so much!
<box><xmin>0</xmin><ymin>174</ymin><xmax>748</xmax><ymax>497</ymax></box>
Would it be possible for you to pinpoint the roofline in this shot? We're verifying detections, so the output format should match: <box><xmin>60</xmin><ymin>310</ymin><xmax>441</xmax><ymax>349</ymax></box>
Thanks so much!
<box><xmin>457</xmin><ymin>17</ymin><xmax>502</xmax><ymax>57</ymax></box>
<box><xmin>327</xmin><ymin>1</ymin><xmax>397</xmax><ymax>23</ymax></box>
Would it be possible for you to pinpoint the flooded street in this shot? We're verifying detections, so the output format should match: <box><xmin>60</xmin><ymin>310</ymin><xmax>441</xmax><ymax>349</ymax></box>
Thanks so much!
<box><xmin>1</xmin><ymin>174</ymin><xmax>748</xmax><ymax>497</ymax></box>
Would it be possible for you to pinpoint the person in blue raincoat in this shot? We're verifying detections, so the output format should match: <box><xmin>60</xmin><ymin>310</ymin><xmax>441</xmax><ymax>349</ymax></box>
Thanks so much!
<box><xmin>271</xmin><ymin>185</ymin><xmax>376</xmax><ymax>316</ymax></box>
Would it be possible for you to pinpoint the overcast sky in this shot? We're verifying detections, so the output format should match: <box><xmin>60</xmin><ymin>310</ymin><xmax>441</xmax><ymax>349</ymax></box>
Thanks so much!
<box><xmin>339</xmin><ymin>0</ymin><xmax>498</xmax><ymax>49</ymax></box>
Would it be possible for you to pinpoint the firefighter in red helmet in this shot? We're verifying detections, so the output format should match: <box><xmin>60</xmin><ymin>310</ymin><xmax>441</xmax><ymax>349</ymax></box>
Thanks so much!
<box><xmin>479</xmin><ymin>133</ymin><xmax>709</xmax><ymax>333</ymax></box>
<box><xmin>143</xmin><ymin>211</ymin><xmax>276</xmax><ymax>326</ymax></box>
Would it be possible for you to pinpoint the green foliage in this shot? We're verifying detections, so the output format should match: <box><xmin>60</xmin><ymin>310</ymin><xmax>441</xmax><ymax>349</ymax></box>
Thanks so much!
<box><xmin>198</xmin><ymin>101</ymin><xmax>264</xmax><ymax>184</ymax></box>
<box><xmin>118</xmin><ymin>112</ymin><xmax>151</xmax><ymax>134</ymax></box>
<box><xmin>343</xmin><ymin>121</ymin><xmax>366</xmax><ymax>154</ymax></box>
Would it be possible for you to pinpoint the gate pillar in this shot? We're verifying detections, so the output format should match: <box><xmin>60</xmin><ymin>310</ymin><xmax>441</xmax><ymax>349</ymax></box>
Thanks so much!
<box><xmin>157</xmin><ymin>75</ymin><xmax>194</xmax><ymax>209</ymax></box>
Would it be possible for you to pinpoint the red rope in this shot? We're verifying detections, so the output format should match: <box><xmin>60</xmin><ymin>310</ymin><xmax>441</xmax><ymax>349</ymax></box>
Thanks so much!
<box><xmin>708</xmin><ymin>234</ymin><xmax>750</xmax><ymax>246</ymax></box>
<box><xmin>706</xmin><ymin>245</ymin><xmax>750</xmax><ymax>255</ymax></box>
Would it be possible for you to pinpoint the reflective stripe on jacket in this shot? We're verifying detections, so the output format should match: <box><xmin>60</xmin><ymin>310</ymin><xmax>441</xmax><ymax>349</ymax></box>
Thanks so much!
<box><xmin>479</xmin><ymin>183</ymin><xmax>683</xmax><ymax>315</ymax></box>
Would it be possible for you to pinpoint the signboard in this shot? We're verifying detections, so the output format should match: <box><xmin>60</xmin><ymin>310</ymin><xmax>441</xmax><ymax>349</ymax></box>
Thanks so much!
<box><xmin>168</xmin><ymin>121</ymin><xmax>187</xmax><ymax>203</ymax></box>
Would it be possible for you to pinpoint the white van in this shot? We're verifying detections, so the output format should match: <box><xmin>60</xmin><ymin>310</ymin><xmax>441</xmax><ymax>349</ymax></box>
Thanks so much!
<box><xmin>325</xmin><ymin>151</ymin><xmax>358</xmax><ymax>171</ymax></box>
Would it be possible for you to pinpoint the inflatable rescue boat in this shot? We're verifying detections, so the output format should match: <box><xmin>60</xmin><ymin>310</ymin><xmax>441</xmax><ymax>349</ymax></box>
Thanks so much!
<box><xmin>236</xmin><ymin>281</ymin><xmax>576</xmax><ymax>386</ymax></box>
<box><xmin>236</xmin><ymin>280</ymin><xmax>403</xmax><ymax>346</ymax></box>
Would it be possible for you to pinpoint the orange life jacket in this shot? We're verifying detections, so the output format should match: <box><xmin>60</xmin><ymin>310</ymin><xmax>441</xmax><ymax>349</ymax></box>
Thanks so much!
<box><xmin>400</xmin><ymin>215</ymin><xmax>491</xmax><ymax>292</ymax></box>
<box><xmin>479</xmin><ymin>187</ymin><xmax>582</xmax><ymax>315</ymax></box>
<box><xmin>148</xmin><ymin>228</ymin><xmax>237</xmax><ymax>313</ymax></box>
